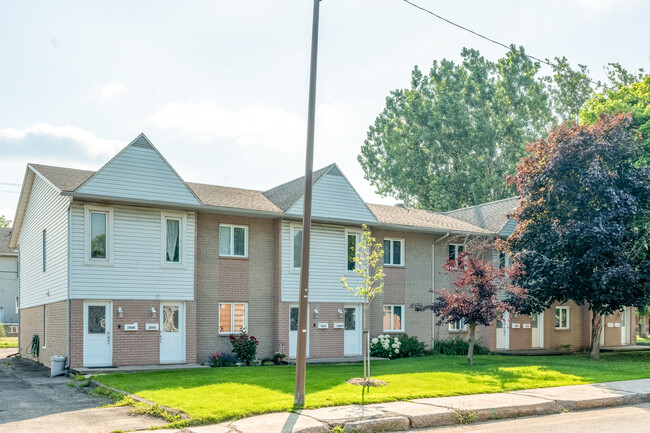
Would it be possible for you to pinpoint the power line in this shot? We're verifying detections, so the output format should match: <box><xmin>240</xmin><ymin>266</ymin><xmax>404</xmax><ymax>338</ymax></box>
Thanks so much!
<box><xmin>401</xmin><ymin>0</ymin><xmax>598</xmax><ymax>84</ymax></box>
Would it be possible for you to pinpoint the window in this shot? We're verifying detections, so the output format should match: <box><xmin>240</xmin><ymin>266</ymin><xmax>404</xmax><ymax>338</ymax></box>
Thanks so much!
<box><xmin>15</xmin><ymin>296</ymin><xmax>18</xmax><ymax>314</ymax></box>
<box><xmin>291</xmin><ymin>226</ymin><xmax>303</xmax><ymax>269</ymax></box>
<box><xmin>448</xmin><ymin>244</ymin><xmax>465</xmax><ymax>261</ymax></box>
<box><xmin>85</xmin><ymin>206</ymin><xmax>112</xmax><ymax>264</ymax></box>
<box><xmin>346</xmin><ymin>231</ymin><xmax>360</xmax><ymax>271</ymax></box>
<box><xmin>219</xmin><ymin>303</ymin><xmax>247</xmax><ymax>334</ymax></box>
<box><xmin>42</xmin><ymin>230</ymin><xmax>46</xmax><ymax>272</ymax></box>
<box><xmin>219</xmin><ymin>224</ymin><xmax>248</xmax><ymax>257</ymax></box>
<box><xmin>162</xmin><ymin>214</ymin><xmax>183</xmax><ymax>264</ymax></box>
<box><xmin>383</xmin><ymin>238</ymin><xmax>404</xmax><ymax>266</ymax></box>
<box><xmin>383</xmin><ymin>305</ymin><xmax>404</xmax><ymax>332</ymax></box>
<box><xmin>555</xmin><ymin>307</ymin><xmax>569</xmax><ymax>329</ymax></box>
<box><xmin>449</xmin><ymin>318</ymin><xmax>467</xmax><ymax>331</ymax></box>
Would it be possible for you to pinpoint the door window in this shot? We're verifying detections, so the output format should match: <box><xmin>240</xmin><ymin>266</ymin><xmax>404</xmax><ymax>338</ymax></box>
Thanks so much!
<box><xmin>290</xmin><ymin>307</ymin><xmax>299</xmax><ymax>331</ymax></box>
<box><xmin>163</xmin><ymin>305</ymin><xmax>179</xmax><ymax>333</ymax></box>
<box><xmin>531</xmin><ymin>314</ymin><xmax>538</xmax><ymax>328</ymax></box>
<box><xmin>344</xmin><ymin>308</ymin><xmax>356</xmax><ymax>330</ymax></box>
<box><xmin>88</xmin><ymin>306</ymin><xmax>106</xmax><ymax>334</ymax></box>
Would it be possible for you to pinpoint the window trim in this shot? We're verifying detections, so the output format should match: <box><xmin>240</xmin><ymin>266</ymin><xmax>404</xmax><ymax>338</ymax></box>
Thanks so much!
<box><xmin>449</xmin><ymin>318</ymin><xmax>468</xmax><ymax>332</ymax></box>
<box><xmin>84</xmin><ymin>205</ymin><xmax>114</xmax><ymax>266</ymax></box>
<box><xmin>383</xmin><ymin>238</ymin><xmax>405</xmax><ymax>267</ymax></box>
<box><xmin>383</xmin><ymin>304</ymin><xmax>405</xmax><ymax>332</ymax></box>
<box><xmin>219</xmin><ymin>224</ymin><xmax>249</xmax><ymax>258</ymax></box>
<box><xmin>290</xmin><ymin>224</ymin><xmax>303</xmax><ymax>272</ymax></box>
<box><xmin>218</xmin><ymin>302</ymin><xmax>248</xmax><ymax>335</ymax></box>
<box><xmin>555</xmin><ymin>306</ymin><xmax>570</xmax><ymax>330</ymax></box>
<box><xmin>15</xmin><ymin>296</ymin><xmax>19</xmax><ymax>314</ymax></box>
<box><xmin>345</xmin><ymin>229</ymin><xmax>361</xmax><ymax>273</ymax></box>
<box><xmin>161</xmin><ymin>212</ymin><xmax>186</xmax><ymax>267</ymax></box>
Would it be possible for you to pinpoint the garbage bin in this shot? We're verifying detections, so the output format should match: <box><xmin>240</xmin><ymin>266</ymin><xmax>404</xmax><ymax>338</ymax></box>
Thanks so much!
<box><xmin>50</xmin><ymin>355</ymin><xmax>66</xmax><ymax>377</ymax></box>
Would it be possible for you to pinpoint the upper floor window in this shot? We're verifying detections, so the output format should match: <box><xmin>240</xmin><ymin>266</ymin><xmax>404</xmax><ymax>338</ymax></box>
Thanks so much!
<box><xmin>219</xmin><ymin>224</ymin><xmax>248</xmax><ymax>257</ymax></box>
<box><xmin>85</xmin><ymin>206</ymin><xmax>113</xmax><ymax>264</ymax></box>
<box><xmin>291</xmin><ymin>226</ymin><xmax>303</xmax><ymax>269</ymax></box>
<box><xmin>346</xmin><ymin>231</ymin><xmax>360</xmax><ymax>271</ymax></box>
<box><xmin>448</xmin><ymin>243</ymin><xmax>465</xmax><ymax>261</ymax></box>
<box><xmin>383</xmin><ymin>238</ymin><xmax>404</xmax><ymax>266</ymax></box>
<box><xmin>162</xmin><ymin>213</ymin><xmax>184</xmax><ymax>265</ymax></box>
<box><xmin>555</xmin><ymin>307</ymin><xmax>570</xmax><ymax>329</ymax></box>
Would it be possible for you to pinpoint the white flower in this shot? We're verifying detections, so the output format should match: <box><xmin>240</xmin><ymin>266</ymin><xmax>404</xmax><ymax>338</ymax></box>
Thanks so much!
<box><xmin>394</xmin><ymin>349</ymin><xmax>400</xmax><ymax>354</ymax></box>
<box><xmin>392</xmin><ymin>343</ymin><xmax>398</xmax><ymax>348</ymax></box>
<box><xmin>371</xmin><ymin>338</ymin><xmax>378</xmax><ymax>344</ymax></box>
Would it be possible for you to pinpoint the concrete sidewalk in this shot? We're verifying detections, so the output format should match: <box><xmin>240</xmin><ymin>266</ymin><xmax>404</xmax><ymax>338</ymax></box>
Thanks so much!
<box><xmin>170</xmin><ymin>378</ymin><xmax>650</xmax><ymax>433</ymax></box>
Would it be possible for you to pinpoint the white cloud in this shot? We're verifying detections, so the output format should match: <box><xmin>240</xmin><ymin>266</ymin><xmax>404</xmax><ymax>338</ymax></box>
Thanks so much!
<box><xmin>93</xmin><ymin>81</ymin><xmax>126</xmax><ymax>103</ymax></box>
<box><xmin>575</xmin><ymin>0</ymin><xmax>641</xmax><ymax>10</ymax></box>
<box><xmin>147</xmin><ymin>101</ymin><xmax>305</xmax><ymax>153</ymax></box>
<box><xmin>0</xmin><ymin>123</ymin><xmax>124</xmax><ymax>163</ymax></box>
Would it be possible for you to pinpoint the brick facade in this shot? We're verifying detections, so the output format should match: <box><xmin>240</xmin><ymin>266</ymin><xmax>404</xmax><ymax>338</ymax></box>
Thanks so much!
<box><xmin>19</xmin><ymin>301</ymin><xmax>67</xmax><ymax>368</ymax></box>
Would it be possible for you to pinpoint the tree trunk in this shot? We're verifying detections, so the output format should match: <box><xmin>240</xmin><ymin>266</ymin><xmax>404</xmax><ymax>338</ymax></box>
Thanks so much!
<box><xmin>640</xmin><ymin>316</ymin><xmax>647</xmax><ymax>339</ymax></box>
<box><xmin>590</xmin><ymin>310</ymin><xmax>602</xmax><ymax>361</ymax></box>
<box><xmin>363</xmin><ymin>301</ymin><xmax>368</xmax><ymax>382</ymax></box>
<box><xmin>467</xmin><ymin>323</ymin><xmax>476</xmax><ymax>367</ymax></box>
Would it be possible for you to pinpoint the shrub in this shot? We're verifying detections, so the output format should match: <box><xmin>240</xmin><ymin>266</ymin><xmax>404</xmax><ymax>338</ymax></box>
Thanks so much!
<box><xmin>0</xmin><ymin>323</ymin><xmax>5</xmax><ymax>338</ymax></box>
<box><xmin>272</xmin><ymin>352</ymin><xmax>286</xmax><ymax>365</ymax></box>
<box><xmin>370</xmin><ymin>334</ymin><xmax>401</xmax><ymax>358</ymax></box>
<box><xmin>396</xmin><ymin>335</ymin><xmax>426</xmax><ymax>358</ymax></box>
<box><xmin>433</xmin><ymin>338</ymin><xmax>489</xmax><ymax>356</ymax></box>
<box><xmin>229</xmin><ymin>331</ymin><xmax>259</xmax><ymax>365</ymax></box>
<box><xmin>210</xmin><ymin>352</ymin><xmax>239</xmax><ymax>367</ymax></box>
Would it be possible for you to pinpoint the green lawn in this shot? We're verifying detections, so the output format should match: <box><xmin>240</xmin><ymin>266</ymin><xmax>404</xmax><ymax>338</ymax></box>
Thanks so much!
<box><xmin>637</xmin><ymin>335</ymin><xmax>650</xmax><ymax>345</ymax></box>
<box><xmin>0</xmin><ymin>337</ymin><xmax>18</xmax><ymax>348</ymax></box>
<box><xmin>96</xmin><ymin>351</ymin><xmax>650</xmax><ymax>425</ymax></box>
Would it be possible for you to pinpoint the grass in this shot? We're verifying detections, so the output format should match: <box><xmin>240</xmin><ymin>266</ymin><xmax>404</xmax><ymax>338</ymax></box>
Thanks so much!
<box><xmin>0</xmin><ymin>337</ymin><xmax>18</xmax><ymax>348</ymax></box>
<box><xmin>95</xmin><ymin>351</ymin><xmax>650</xmax><ymax>426</ymax></box>
<box><xmin>637</xmin><ymin>335</ymin><xmax>650</xmax><ymax>345</ymax></box>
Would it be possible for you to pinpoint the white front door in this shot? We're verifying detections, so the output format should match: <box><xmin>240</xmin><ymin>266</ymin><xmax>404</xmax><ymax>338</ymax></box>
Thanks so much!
<box><xmin>344</xmin><ymin>305</ymin><xmax>362</xmax><ymax>356</ymax></box>
<box><xmin>289</xmin><ymin>305</ymin><xmax>309</xmax><ymax>358</ymax></box>
<box><xmin>496</xmin><ymin>311</ymin><xmax>510</xmax><ymax>349</ymax></box>
<box><xmin>621</xmin><ymin>308</ymin><xmax>630</xmax><ymax>346</ymax></box>
<box><xmin>83</xmin><ymin>301</ymin><xmax>112</xmax><ymax>367</ymax></box>
<box><xmin>531</xmin><ymin>313</ymin><xmax>543</xmax><ymax>348</ymax></box>
<box><xmin>160</xmin><ymin>302</ymin><xmax>185</xmax><ymax>363</ymax></box>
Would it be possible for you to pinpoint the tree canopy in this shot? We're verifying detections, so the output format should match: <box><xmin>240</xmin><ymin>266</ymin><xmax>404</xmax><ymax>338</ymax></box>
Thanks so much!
<box><xmin>506</xmin><ymin>114</ymin><xmax>650</xmax><ymax>360</ymax></box>
<box><xmin>0</xmin><ymin>216</ymin><xmax>10</xmax><ymax>228</ymax></box>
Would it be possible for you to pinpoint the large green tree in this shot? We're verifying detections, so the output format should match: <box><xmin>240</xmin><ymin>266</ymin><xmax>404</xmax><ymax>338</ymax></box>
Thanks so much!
<box><xmin>506</xmin><ymin>114</ymin><xmax>650</xmax><ymax>361</ymax></box>
<box><xmin>360</xmin><ymin>46</ymin><xmax>556</xmax><ymax>211</ymax></box>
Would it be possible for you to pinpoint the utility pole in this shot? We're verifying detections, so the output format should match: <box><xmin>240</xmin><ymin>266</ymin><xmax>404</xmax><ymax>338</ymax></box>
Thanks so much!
<box><xmin>294</xmin><ymin>0</ymin><xmax>320</xmax><ymax>407</ymax></box>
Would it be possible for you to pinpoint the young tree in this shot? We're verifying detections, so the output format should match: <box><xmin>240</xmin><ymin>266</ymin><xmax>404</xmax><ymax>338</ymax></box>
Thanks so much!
<box><xmin>507</xmin><ymin>114</ymin><xmax>650</xmax><ymax>360</ymax></box>
<box><xmin>341</xmin><ymin>225</ymin><xmax>384</xmax><ymax>384</ymax></box>
<box><xmin>0</xmin><ymin>215</ymin><xmax>10</xmax><ymax>228</ymax></box>
<box><xmin>413</xmin><ymin>249</ymin><xmax>526</xmax><ymax>367</ymax></box>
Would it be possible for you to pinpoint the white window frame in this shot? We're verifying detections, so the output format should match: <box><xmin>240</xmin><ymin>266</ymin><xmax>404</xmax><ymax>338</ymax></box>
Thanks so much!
<box><xmin>84</xmin><ymin>205</ymin><xmax>114</xmax><ymax>266</ymax></box>
<box><xmin>383</xmin><ymin>304</ymin><xmax>405</xmax><ymax>332</ymax></box>
<box><xmin>555</xmin><ymin>307</ymin><xmax>570</xmax><ymax>330</ymax></box>
<box><xmin>345</xmin><ymin>229</ymin><xmax>361</xmax><ymax>273</ymax></box>
<box><xmin>383</xmin><ymin>238</ymin><xmax>405</xmax><ymax>266</ymax></box>
<box><xmin>161</xmin><ymin>212</ymin><xmax>186</xmax><ymax>267</ymax></box>
<box><xmin>448</xmin><ymin>243</ymin><xmax>465</xmax><ymax>261</ymax></box>
<box><xmin>218</xmin><ymin>302</ymin><xmax>248</xmax><ymax>335</ymax></box>
<box><xmin>449</xmin><ymin>318</ymin><xmax>467</xmax><ymax>332</ymax></box>
<box><xmin>219</xmin><ymin>224</ymin><xmax>249</xmax><ymax>258</ymax></box>
<box><xmin>290</xmin><ymin>225</ymin><xmax>303</xmax><ymax>272</ymax></box>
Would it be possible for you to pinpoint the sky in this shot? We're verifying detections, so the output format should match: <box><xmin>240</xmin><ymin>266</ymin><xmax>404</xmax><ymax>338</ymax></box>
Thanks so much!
<box><xmin>1</xmin><ymin>0</ymin><xmax>649</xmax><ymax>221</ymax></box>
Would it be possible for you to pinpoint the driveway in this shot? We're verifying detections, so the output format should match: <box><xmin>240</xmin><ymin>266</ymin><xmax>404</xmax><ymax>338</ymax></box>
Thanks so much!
<box><xmin>0</xmin><ymin>356</ymin><xmax>167</xmax><ymax>432</ymax></box>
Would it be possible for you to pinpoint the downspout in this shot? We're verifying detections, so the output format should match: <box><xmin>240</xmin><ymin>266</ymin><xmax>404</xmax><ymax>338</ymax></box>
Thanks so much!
<box><xmin>431</xmin><ymin>233</ymin><xmax>450</xmax><ymax>349</ymax></box>
<box><xmin>17</xmin><ymin>248</ymin><xmax>21</xmax><ymax>356</ymax></box>
<box><xmin>66</xmin><ymin>197</ymin><xmax>72</xmax><ymax>374</ymax></box>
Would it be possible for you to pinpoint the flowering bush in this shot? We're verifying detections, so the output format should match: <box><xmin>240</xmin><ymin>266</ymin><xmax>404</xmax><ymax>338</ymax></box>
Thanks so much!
<box><xmin>229</xmin><ymin>331</ymin><xmax>259</xmax><ymax>365</ymax></box>
<box><xmin>370</xmin><ymin>334</ymin><xmax>401</xmax><ymax>359</ymax></box>
<box><xmin>209</xmin><ymin>351</ymin><xmax>239</xmax><ymax>367</ymax></box>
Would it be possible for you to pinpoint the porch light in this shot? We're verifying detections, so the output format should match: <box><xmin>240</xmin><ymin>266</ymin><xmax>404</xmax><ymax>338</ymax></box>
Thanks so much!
<box><xmin>337</xmin><ymin>309</ymin><xmax>343</xmax><ymax>318</ymax></box>
<box><xmin>313</xmin><ymin>308</ymin><xmax>319</xmax><ymax>318</ymax></box>
<box><xmin>117</xmin><ymin>307</ymin><xmax>124</xmax><ymax>318</ymax></box>
<box><xmin>151</xmin><ymin>307</ymin><xmax>157</xmax><ymax>318</ymax></box>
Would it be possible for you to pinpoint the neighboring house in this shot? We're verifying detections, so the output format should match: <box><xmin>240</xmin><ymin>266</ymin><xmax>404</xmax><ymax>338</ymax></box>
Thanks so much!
<box><xmin>446</xmin><ymin>199</ymin><xmax>636</xmax><ymax>352</ymax></box>
<box><xmin>9</xmin><ymin>134</ymin><xmax>635</xmax><ymax>368</ymax></box>
<box><xmin>0</xmin><ymin>227</ymin><xmax>19</xmax><ymax>335</ymax></box>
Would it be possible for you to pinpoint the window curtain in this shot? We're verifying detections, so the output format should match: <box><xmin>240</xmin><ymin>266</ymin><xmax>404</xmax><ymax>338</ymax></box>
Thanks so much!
<box><xmin>166</xmin><ymin>219</ymin><xmax>180</xmax><ymax>262</ymax></box>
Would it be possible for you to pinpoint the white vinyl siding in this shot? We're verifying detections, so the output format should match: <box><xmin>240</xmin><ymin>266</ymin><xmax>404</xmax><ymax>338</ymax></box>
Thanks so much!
<box><xmin>286</xmin><ymin>171</ymin><xmax>377</xmax><ymax>223</ymax></box>
<box><xmin>17</xmin><ymin>175</ymin><xmax>69</xmax><ymax>309</ymax></box>
<box><xmin>0</xmin><ymin>256</ymin><xmax>19</xmax><ymax>323</ymax></box>
<box><xmin>76</xmin><ymin>138</ymin><xmax>200</xmax><ymax>206</ymax></box>
<box><xmin>281</xmin><ymin>221</ymin><xmax>362</xmax><ymax>303</ymax></box>
<box><xmin>70</xmin><ymin>203</ymin><xmax>195</xmax><ymax>300</ymax></box>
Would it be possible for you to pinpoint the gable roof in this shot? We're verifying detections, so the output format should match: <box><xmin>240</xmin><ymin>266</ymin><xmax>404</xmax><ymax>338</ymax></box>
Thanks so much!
<box><xmin>368</xmin><ymin>204</ymin><xmax>490</xmax><ymax>234</ymax></box>
<box><xmin>443</xmin><ymin>197</ymin><xmax>520</xmax><ymax>234</ymax></box>
<box><xmin>262</xmin><ymin>164</ymin><xmax>334</xmax><ymax>211</ymax></box>
<box><xmin>0</xmin><ymin>227</ymin><xmax>17</xmax><ymax>256</ymax></box>
<box><xmin>30</xmin><ymin>163</ymin><xmax>94</xmax><ymax>192</ymax></box>
<box><xmin>187</xmin><ymin>182</ymin><xmax>282</xmax><ymax>213</ymax></box>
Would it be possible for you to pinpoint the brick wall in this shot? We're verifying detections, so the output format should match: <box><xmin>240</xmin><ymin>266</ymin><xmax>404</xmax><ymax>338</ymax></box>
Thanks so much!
<box><xmin>195</xmin><ymin>212</ymin><xmax>277</xmax><ymax>364</ymax></box>
<box><xmin>307</xmin><ymin>303</ymin><xmax>345</xmax><ymax>358</ymax></box>
<box><xmin>19</xmin><ymin>301</ymin><xmax>67</xmax><ymax>368</ymax></box>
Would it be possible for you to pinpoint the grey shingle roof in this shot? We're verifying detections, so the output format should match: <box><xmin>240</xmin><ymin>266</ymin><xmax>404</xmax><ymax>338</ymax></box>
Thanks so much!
<box><xmin>262</xmin><ymin>164</ymin><xmax>335</xmax><ymax>211</ymax></box>
<box><xmin>0</xmin><ymin>227</ymin><xmax>17</xmax><ymax>256</ymax></box>
<box><xmin>30</xmin><ymin>164</ymin><xmax>94</xmax><ymax>192</ymax></box>
<box><xmin>367</xmin><ymin>204</ymin><xmax>490</xmax><ymax>234</ymax></box>
<box><xmin>443</xmin><ymin>197</ymin><xmax>520</xmax><ymax>233</ymax></box>
<box><xmin>186</xmin><ymin>182</ymin><xmax>282</xmax><ymax>213</ymax></box>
